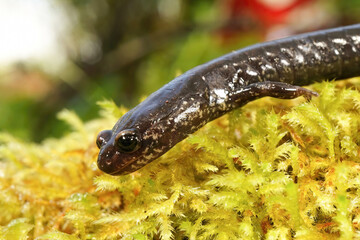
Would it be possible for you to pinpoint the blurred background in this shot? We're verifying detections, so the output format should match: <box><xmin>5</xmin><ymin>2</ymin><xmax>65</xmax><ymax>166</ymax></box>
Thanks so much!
<box><xmin>0</xmin><ymin>0</ymin><xmax>359</xmax><ymax>142</ymax></box>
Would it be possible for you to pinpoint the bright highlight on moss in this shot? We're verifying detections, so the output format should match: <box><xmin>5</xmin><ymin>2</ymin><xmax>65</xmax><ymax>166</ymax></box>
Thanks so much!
<box><xmin>1</xmin><ymin>80</ymin><xmax>360</xmax><ymax>239</ymax></box>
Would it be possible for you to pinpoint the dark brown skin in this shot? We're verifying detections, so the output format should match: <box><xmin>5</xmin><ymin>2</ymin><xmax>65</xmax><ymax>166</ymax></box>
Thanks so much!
<box><xmin>97</xmin><ymin>24</ymin><xmax>360</xmax><ymax>175</ymax></box>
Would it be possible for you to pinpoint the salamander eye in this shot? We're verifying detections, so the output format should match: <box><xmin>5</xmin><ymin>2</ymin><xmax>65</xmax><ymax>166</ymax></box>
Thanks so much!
<box><xmin>115</xmin><ymin>129</ymin><xmax>141</xmax><ymax>153</ymax></box>
<box><xmin>96</xmin><ymin>130</ymin><xmax>112</xmax><ymax>149</ymax></box>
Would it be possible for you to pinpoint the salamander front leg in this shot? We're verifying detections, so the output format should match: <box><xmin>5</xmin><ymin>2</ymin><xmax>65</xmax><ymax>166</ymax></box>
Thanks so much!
<box><xmin>231</xmin><ymin>81</ymin><xmax>319</xmax><ymax>103</ymax></box>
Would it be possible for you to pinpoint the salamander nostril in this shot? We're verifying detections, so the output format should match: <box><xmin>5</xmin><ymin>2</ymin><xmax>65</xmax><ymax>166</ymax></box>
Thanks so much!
<box><xmin>96</xmin><ymin>130</ymin><xmax>113</xmax><ymax>149</ymax></box>
<box><xmin>97</xmin><ymin>152</ymin><xmax>114</xmax><ymax>174</ymax></box>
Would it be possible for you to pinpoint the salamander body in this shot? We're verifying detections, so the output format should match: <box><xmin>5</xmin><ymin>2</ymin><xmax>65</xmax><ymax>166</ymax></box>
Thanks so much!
<box><xmin>97</xmin><ymin>24</ymin><xmax>360</xmax><ymax>175</ymax></box>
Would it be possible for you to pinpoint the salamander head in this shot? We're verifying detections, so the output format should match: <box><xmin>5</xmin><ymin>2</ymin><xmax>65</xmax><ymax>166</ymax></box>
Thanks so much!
<box><xmin>96</xmin><ymin>123</ymin><xmax>170</xmax><ymax>175</ymax></box>
<box><xmin>96</xmin><ymin>74</ymin><xmax>207</xmax><ymax>175</ymax></box>
<box><xmin>95</xmin><ymin>109</ymin><xmax>177</xmax><ymax>175</ymax></box>
<box><xmin>96</xmin><ymin>128</ymin><xmax>145</xmax><ymax>175</ymax></box>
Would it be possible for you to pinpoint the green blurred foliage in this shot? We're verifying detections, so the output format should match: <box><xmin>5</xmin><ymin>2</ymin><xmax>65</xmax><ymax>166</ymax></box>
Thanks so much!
<box><xmin>336</xmin><ymin>0</ymin><xmax>360</xmax><ymax>22</ymax></box>
<box><xmin>0</xmin><ymin>99</ymin><xmax>37</xmax><ymax>140</ymax></box>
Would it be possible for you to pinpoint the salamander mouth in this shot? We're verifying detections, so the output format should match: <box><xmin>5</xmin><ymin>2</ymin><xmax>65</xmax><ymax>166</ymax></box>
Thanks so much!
<box><xmin>97</xmin><ymin>146</ymin><xmax>139</xmax><ymax>175</ymax></box>
<box><xmin>107</xmin><ymin>167</ymin><xmax>132</xmax><ymax>176</ymax></box>
<box><xmin>105</xmin><ymin>168</ymin><xmax>124</xmax><ymax>176</ymax></box>
<box><xmin>103</xmin><ymin>160</ymin><xmax>139</xmax><ymax>175</ymax></box>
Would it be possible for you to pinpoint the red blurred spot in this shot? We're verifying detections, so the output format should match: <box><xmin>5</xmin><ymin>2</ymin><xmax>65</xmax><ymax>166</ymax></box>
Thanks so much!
<box><xmin>228</xmin><ymin>0</ymin><xmax>313</xmax><ymax>26</ymax></box>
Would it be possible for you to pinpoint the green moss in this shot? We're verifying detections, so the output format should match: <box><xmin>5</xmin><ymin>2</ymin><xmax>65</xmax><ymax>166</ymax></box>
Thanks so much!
<box><xmin>2</xmin><ymin>80</ymin><xmax>360</xmax><ymax>239</ymax></box>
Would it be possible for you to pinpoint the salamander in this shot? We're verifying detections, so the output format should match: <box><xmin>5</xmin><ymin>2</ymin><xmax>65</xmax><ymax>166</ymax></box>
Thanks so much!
<box><xmin>96</xmin><ymin>24</ymin><xmax>360</xmax><ymax>175</ymax></box>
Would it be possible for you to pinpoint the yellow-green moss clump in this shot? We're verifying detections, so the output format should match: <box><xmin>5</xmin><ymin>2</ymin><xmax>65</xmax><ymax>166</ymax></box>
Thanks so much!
<box><xmin>2</xmin><ymin>80</ymin><xmax>360</xmax><ymax>240</ymax></box>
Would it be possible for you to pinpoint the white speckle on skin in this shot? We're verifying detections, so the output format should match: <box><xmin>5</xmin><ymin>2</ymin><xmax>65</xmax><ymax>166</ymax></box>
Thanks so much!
<box><xmin>228</xmin><ymin>82</ymin><xmax>235</xmax><ymax>90</ymax></box>
<box><xmin>209</xmin><ymin>95</ymin><xmax>215</xmax><ymax>106</ymax></box>
<box><xmin>351</xmin><ymin>35</ymin><xmax>360</xmax><ymax>44</ymax></box>
<box><xmin>246</xmin><ymin>69</ymin><xmax>258</xmax><ymax>76</ymax></box>
<box><xmin>233</xmin><ymin>87</ymin><xmax>250</xmax><ymax>96</ymax></box>
<box><xmin>297</xmin><ymin>44</ymin><xmax>312</xmax><ymax>53</ymax></box>
<box><xmin>174</xmin><ymin>104</ymin><xmax>200</xmax><ymax>123</ymax></box>
<box><xmin>212</xmin><ymin>88</ymin><xmax>229</xmax><ymax>107</ymax></box>
<box><xmin>233</xmin><ymin>63</ymin><xmax>239</xmax><ymax>67</ymax></box>
<box><xmin>298</xmin><ymin>42</ymin><xmax>321</xmax><ymax>60</ymax></box>
<box><xmin>202</xmin><ymin>76</ymin><xmax>206</xmax><ymax>81</ymax></box>
<box><xmin>239</xmin><ymin>77</ymin><xmax>245</xmax><ymax>85</ymax></box>
<box><xmin>232</xmin><ymin>68</ymin><xmax>242</xmax><ymax>83</ymax></box>
<box><xmin>295</xmin><ymin>51</ymin><xmax>304</xmax><ymax>63</ymax></box>
<box><xmin>285</xmin><ymin>87</ymin><xmax>298</xmax><ymax>92</ymax></box>
<box><xmin>266</xmin><ymin>51</ymin><xmax>276</xmax><ymax>57</ymax></box>
<box><xmin>280</xmin><ymin>59</ymin><xmax>290</xmax><ymax>65</ymax></box>
<box><xmin>261</xmin><ymin>63</ymin><xmax>273</xmax><ymax>71</ymax></box>
<box><xmin>314</xmin><ymin>41</ymin><xmax>327</xmax><ymax>48</ymax></box>
<box><xmin>314</xmin><ymin>52</ymin><xmax>321</xmax><ymax>60</ymax></box>
<box><xmin>333</xmin><ymin>38</ymin><xmax>347</xmax><ymax>45</ymax></box>
<box><xmin>223</xmin><ymin>64</ymin><xmax>228</xmax><ymax>69</ymax></box>
<box><xmin>214</xmin><ymin>88</ymin><xmax>227</xmax><ymax>99</ymax></box>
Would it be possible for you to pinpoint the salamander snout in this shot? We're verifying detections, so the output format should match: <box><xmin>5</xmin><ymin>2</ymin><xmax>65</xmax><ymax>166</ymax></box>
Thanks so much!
<box><xmin>96</xmin><ymin>129</ymin><xmax>143</xmax><ymax>175</ymax></box>
<box><xmin>97</xmin><ymin>143</ymin><xmax>120</xmax><ymax>174</ymax></box>
<box><xmin>96</xmin><ymin>129</ymin><xmax>116</xmax><ymax>174</ymax></box>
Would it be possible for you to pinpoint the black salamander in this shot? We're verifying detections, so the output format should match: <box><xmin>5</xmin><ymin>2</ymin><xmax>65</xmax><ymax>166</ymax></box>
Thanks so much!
<box><xmin>96</xmin><ymin>24</ymin><xmax>360</xmax><ymax>175</ymax></box>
